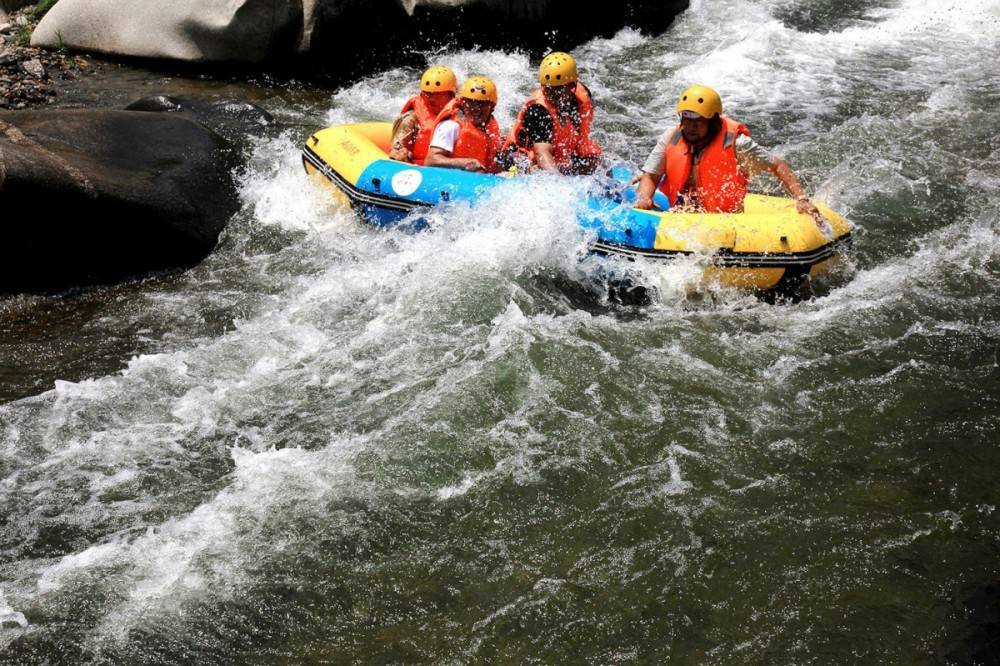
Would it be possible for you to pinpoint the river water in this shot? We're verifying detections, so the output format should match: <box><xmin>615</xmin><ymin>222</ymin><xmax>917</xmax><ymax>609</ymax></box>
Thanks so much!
<box><xmin>2</xmin><ymin>0</ymin><xmax>1000</xmax><ymax>662</ymax></box>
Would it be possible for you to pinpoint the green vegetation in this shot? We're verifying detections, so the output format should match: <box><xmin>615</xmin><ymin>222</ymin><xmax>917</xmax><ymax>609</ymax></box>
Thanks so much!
<box><xmin>15</xmin><ymin>23</ymin><xmax>32</xmax><ymax>47</ymax></box>
<box><xmin>28</xmin><ymin>0</ymin><xmax>60</xmax><ymax>21</ymax></box>
<box><xmin>11</xmin><ymin>0</ymin><xmax>61</xmax><ymax>47</ymax></box>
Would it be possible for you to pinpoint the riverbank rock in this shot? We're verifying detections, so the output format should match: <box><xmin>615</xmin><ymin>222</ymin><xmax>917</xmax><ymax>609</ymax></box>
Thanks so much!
<box><xmin>0</xmin><ymin>108</ymin><xmax>241</xmax><ymax>293</ymax></box>
<box><xmin>2</xmin><ymin>17</ymin><xmax>92</xmax><ymax>110</ymax></box>
<box><xmin>31</xmin><ymin>0</ymin><xmax>689</xmax><ymax>82</ymax></box>
<box><xmin>123</xmin><ymin>94</ymin><xmax>274</xmax><ymax>147</ymax></box>
<box><xmin>32</xmin><ymin>0</ymin><xmax>301</xmax><ymax>62</ymax></box>
<box><xmin>0</xmin><ymin>0</ymin><xmax>35</xmax><ymax>12</ymax></box>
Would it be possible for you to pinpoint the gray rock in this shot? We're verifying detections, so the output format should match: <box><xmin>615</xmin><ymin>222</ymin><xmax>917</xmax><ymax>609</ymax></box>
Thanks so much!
<box><xmin>32</xmin><ymin>0</ymin><xmax>689</xmax><ymax>66</ymax></box>
<box><xmin>32</xmin><ymin>0</ymin><xmax>301</xmax><ymax>62</ymax></box>
<box><xmin>123</xmin><ymin>94</ymin><xmax>274</xmax><ymax>146</ymax></box>
<box><xmin>19</xmin><ymin>57</ymin><xmax>43</xmax><ymax>78</ymax></box>
<box><xmin>0</xmin><ymin>108</ymin><xmax>242</xmax><ymax>293</ymax></box>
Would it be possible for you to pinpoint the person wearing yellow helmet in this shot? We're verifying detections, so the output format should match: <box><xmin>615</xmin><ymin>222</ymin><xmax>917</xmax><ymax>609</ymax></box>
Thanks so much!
<box><xmin>635</xmin><ymin>84</ymin><xmax>822</xmax><ymax>219</ymax></box>
<box><xmin>424</xmin><ymin>76</ymin><xmax>503</xmax><ymax>173</ymax></box>
<box><xmin>389</xmin><ymin>65</ymin><xmax>458</xmax><ymax>163</ymax></box>
<box><xmin>498</xmin><ymin>51</ymin><xmax>603</xmax><ymax>175</ymax></box>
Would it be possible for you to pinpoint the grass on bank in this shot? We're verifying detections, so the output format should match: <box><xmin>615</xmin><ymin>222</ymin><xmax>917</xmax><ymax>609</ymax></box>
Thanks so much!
<box><xmin>28</xmin><ymin>0</ymin><xmax>59</xmax><ymax>21</ymax></box>
<box><xmin>13</xmin><ymin>0</ymin><xmax>60</xmax><ymax>47</ymax></box>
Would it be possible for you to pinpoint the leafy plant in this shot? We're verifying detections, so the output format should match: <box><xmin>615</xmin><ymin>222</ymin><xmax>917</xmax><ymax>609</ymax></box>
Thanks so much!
<box><xmin>28</xmin><ymin>0</ymin><xmax>60</xmax><ymax>22</ymax></box>
<box><xmin>15</xmin><ymin>23</ymin><xmax>33</xmax><ymax>47</ymax></box>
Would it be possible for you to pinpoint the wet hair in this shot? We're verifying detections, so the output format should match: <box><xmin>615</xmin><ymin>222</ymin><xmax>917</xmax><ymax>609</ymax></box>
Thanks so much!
<box><xmin>706</xmin><ymin>114</ymin><xmax>723</xmax><ymax>142</ymax></box>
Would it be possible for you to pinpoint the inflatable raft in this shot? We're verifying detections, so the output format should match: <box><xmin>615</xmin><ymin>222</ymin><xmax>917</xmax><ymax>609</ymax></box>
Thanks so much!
<box><xmin>302</xmin><ymin>122</ymin><xmax>851</xmax><ymax>293</ymax></box>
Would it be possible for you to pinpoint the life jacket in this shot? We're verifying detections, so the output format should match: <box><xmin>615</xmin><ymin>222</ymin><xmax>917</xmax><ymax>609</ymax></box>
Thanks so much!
<box><xmin>501</xmin><ymin>84</ymin><xmax>602</xmax><ymax>170</ymax></box>
<box><xmin>658</xmin><ymin>116</ymin><xmax>750</xmax><ymax>213</ymax></box>
<box><xmin>432</xmin><ymin>98</ymin><xmax>502</xmax><ymax>173</ymax></box>
<box><xmin>399</xmin><ymin>93</ymin><xmax>452</xmax><ymax>164</ymax></box>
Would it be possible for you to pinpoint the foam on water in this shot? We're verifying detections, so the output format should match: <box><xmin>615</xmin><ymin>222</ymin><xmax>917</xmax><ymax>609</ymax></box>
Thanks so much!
<box><xmin>323</xmin><ymin>48</ymin><xmax>535</xmax><ymax>131</ymax></box>
<box><xmin>239</xmin><ymin>133</ymin><xmax>358</xmax><ymax>235</ymax></box>
<box><xmin>3</xmin><ymin>0</ymin><xmax>1000</xmax><ymax>659</ymax></box>
<box><xmin>0</xmin><ymin>589</ymin><xmax>28</xmax><ymax>630</ymax></box>
<box><xmin>26</xmin><ymin>443</ymin><xmax>366</xmax><ymax>645</ymax></box>
<box><xmin>1</xmin><ymin>162</ymin><xmax>620</xmax><ymax>642</ymax></box>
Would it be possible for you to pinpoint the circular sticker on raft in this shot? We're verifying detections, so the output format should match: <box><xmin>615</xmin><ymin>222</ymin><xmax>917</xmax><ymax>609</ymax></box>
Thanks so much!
<box><xmin>391</xmin><ymin>169</ymin><xmax>423</xmax><ymax>197</ymax></box>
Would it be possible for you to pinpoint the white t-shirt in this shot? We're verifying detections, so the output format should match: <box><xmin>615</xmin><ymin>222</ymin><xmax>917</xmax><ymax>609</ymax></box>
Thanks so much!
<box><xmin>429</xmin><ymin>120</ymin><xmax>460</xmax><ymax>154</ymax></box>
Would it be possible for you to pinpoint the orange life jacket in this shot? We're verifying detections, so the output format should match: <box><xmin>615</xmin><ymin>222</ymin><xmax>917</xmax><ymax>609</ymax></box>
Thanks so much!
<box><xmin>400</xmin><ymin>93</ymin><xmax>452</xmax><ymax>164</ymax></box>
<box><xmin>658</xmin><ymin>116</ymin><xmax>750</xmax><ymax>213</ymax></box>
<box><xmin>433</xmin><ymin>98</ymin><xmax>502</xmax><ymax>173</ymax></box>
<box><xmin>502</xmin><ymin>84</ymin><xmax>602</xmax><ymax>170</ymax></box>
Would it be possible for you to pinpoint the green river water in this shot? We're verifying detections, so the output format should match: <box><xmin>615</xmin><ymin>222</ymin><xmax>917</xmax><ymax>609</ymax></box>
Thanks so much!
<box><xmin>2</xmin><ymin>0</ymin><xmax>1000</xmax><ymax>662</ymax></box>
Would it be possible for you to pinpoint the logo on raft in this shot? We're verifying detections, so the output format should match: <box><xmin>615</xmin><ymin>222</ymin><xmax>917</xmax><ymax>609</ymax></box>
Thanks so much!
<box><xmin>391</xmin><ymin>169</ymin><xmax>423</xmax><ymax>197</ymax></box>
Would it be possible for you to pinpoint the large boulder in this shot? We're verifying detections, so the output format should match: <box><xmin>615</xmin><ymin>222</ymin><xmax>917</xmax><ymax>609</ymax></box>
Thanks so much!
<box><xmin>123</xmin><ymin>94</ymin><xmax>274</xmax><ymax>146</ymax></box>
<box><xmin>32</xmin><ymin>0</ymin><xmax>689</xmax><ymax>77</ymax></box>
<box><xmin>0</xmin><ymin>108</ymin><xmax>241</xmax><ymax>293</ymax></box>
<box><xmin>31</xmin><ymin>0</ymin><xmax>301</xmax><ymax>62</ymax></box>
<box><xmin>294</xmin><ymin>0</ymin><xmax>689</xmax><ymax>84</ymax></box>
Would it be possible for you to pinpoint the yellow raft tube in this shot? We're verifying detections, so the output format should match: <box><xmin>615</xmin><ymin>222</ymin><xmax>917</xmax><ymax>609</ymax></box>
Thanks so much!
<box><xmin>303</xmin><ymin>122</ymin><xmax>852</xmax><ymax>293</ymax></box>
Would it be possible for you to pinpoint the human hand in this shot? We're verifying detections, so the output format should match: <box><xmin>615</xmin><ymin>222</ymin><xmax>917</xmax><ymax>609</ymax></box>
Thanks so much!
<box><xmin>634</xmin><ymin>194</ymin><xmax>654</xmax><ymax>210</ymax></box>
<box><xmin>796</xmin><ymin>196</ymin><xmax>823</xmax><ymax>218</ymax></box>
<box><xmin>796</xmin><ymin>197</ymin><xmax>827</xmax><ymax>229</ymax></box>
<box><xmin>795</xmin><ymin>196</ymin><xmax>818</xmax><ymax>215</ymax></box>
<box><xmin>462</xmin><ymin>159</ymin><xmax>486</xmax><ymax>172</ymax></box>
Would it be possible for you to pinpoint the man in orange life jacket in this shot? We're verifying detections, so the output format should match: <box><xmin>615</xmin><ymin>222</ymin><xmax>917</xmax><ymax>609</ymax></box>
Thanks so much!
<box><xmin>634</xmin><ymin>85</ymin><xmax>822</xmax><ymax>220</ymax></box>
<box><xmin>498</xmin><ymin>51</ymin><xmax>602</xmax><ymax>175</ymax></box>
<box><xmin>424</xmin><ymin>76</ymin><xmax>503</xmax><ymax>173</ymax></box>
<box><xmin>388</xmin><ymin>65</ymin><xmax>457</xmax><ymax>163</ymax></box>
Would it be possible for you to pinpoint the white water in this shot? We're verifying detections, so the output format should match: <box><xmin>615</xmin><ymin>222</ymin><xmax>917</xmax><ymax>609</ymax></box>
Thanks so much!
<box><xmin>2</xmin><ymin>0</ymin><xmax>1000</xmax><ymax>660</ymax></box>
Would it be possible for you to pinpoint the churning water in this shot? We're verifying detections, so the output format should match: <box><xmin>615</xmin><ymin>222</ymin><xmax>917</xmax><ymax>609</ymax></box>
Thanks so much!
<box><xmin>2</xmin><ymin>0</ymin><xmax>1000</xmax><ymax>662</ymax></box>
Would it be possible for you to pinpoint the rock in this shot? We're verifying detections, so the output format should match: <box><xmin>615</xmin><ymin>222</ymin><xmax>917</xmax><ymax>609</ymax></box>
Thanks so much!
<box><xmin>123</xmin><ymin>94</ymin><xmax>273</xmax><ymax>145</ymax></box>
<box><xmin>1</xmin><ymin>41</ymin><xmax>79</xmax><ymax>109</ymax></box>
<box><xmin>32</xmin><ymin>0</ymin><xmax>301</xmax><ymax>62</ymax></box>
<box><xmin>298</xmin><ymin>0</ymin><xmax>689</xmax><ymax>84</ymax></box>
<box><xmin>0</xmin><ymin>0</ymin><xmax>35</xmax><ymax>12</ymax></box>
<box><xmin>19</xmin><ymin>57</ymin><xmax>42</xmax><ymax>78</ymax></box>
<box><xmin>32</xmin><ymin>0</ymin><xmax>689</xmax><ymax>77</ymax></box>
<box><xmin>0</xmin><ymin>23</ymin><xmax>12</xmax><ymax>36</ymax></box>
<box><xmin>398</xmin><ymin>0</ymin><xmax>464</xmax><ymax>12</ymax></box>
<box><xmin>0</xmin><ymin>108</ymin><xmax>242</xmax><ymax>293</ymax></box>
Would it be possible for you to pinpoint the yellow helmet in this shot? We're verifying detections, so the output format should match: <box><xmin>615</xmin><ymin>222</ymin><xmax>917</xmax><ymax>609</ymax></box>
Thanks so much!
<box><xmin>538</xmin><ymin>51</ymin><xmax>578</xmax><ymax>87</ymax></box>
<box><xmin>676</xmin><ymin>85</ymin><xmax>722</xmax><ymax>118</ymax></box>
<box><xmin>420</xmin><ymin>65</ymin><xmax>457</xmax><ymax>93</ymax></box>
<box><xmin>460</xmin><ymin>76</ymin><xmax>498</xmax><ymax>103</ymax></box>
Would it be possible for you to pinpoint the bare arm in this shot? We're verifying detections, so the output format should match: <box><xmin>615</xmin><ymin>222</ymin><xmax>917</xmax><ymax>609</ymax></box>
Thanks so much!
<box><xmin>388</xmin><ymin>111</ymin><xmax>417</xmax><ymax>162</ymax></box>
<box><xmin>532</xmin><ymin>142</ymin><xmax>561</xmax><ymax>173</ymax></box>
<box><xmin>769</xmin><ymin>157</ymin><xmax>821</xmax><ymax>218</ymax></box>
<box><xmin>424</xmin><ymin>146</ymin><xmax>485</xmax><ymax>172</ymax></box>
<box><xmin>634</xmin><ymin>172</ymin><xmax>659</xmax><ymax>210</ymax></box>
